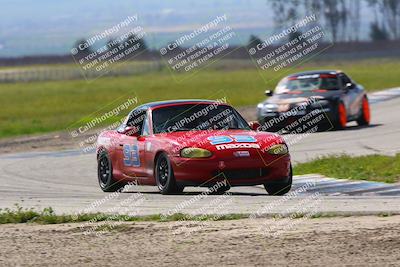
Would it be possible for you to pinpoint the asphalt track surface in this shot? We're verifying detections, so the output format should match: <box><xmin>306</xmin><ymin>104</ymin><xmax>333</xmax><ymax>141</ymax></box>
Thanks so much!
<box><xmin>0</xmin><ymin>90</ymin><xmax>400</xmax><ymax>216</ymax></box>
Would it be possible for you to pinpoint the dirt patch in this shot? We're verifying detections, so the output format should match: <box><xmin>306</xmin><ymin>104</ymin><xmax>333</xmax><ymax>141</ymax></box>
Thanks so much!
<box><xmin>0</xmin><ymin>216</ymin><xmax>399</xmax><ymax>266</ymax></box>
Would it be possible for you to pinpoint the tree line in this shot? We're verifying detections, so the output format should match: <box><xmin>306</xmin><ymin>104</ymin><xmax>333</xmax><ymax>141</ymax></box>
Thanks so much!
<box><xmin>268</xmin><ymin>0</ymin><xmax>400</xmax><ymax>42</ymax></box>
<box><xmin>73</xmin><ymin>0</ymin><xmax>400</xmax><ymax>58</ymax></box>
<box><xmin>73</xmin><ymin>33</ymin><xmax>147</xmax><ymax>59</ymax></box>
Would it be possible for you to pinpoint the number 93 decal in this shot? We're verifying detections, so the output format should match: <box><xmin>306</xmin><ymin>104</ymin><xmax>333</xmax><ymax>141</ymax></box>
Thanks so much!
<box><xmin>123</xmin><ymin>144</ymin><xmax>140</xmax><ymax>167</ymax></box>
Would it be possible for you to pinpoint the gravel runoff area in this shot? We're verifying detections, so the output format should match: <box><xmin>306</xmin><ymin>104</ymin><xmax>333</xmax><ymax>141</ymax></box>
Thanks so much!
<box><xmin>0</xmin><ymin>215</ymin><xmax>399</xmax><ymax>266</ymax></box>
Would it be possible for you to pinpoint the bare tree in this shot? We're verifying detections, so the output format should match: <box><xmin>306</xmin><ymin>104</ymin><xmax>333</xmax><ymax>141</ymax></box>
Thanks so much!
<box><xmin>370</xmin><ymin>21</ymin><xmax>390</xmax><ymax>40</ymax></box>
<box><xmin>339</xmin><ymin>0</ymin><xmax>350</xmax><ymax>41</ymax></box>
<box><xmin>306</xmin><ymin>0</ymin><xmax>323</xmax><ymax>16</ymax></box>
<box><xmin>272</xmin><ymin>0</ymin><xmax>360</xmax><ymax>42</ymax></box>
<box><xmin>368</xmin><ymin>0</ymin><xmax>400</xmax><ymax>39</ymax></box>
<box><xmin>270</xmin><ymin>0</ymin><xmax>301</xmax><ymax>30</ymax></box>
<box><xmin>349</xmin><ymin>0</ymin><xmax>361</xmax><ymax>41</ymax></box>
<box><xmin>323</xmin><ymin>0</ymin><xmax>342</xmax><ymax>42</ymax></box>
<box><xmin>270</xmin><ymin>0</ymin><xmax>289</xmax><ymax>30</ymax></box>
<box><xmin>381</xmin><ymin>0</ymin><xmax>400</xmax><ymax>39</ymax></box>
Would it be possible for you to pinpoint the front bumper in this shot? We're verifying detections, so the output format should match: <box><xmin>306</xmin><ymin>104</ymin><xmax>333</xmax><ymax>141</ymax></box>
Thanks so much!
<box><xmin>171</xmin><ymin>153</ymin><xmax>291</xmax><ymax>186</ymax></box>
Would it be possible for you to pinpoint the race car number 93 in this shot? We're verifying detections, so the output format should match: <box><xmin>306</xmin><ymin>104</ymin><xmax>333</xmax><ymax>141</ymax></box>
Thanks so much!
<box><xmin>123</xmin><ymin>144</ymin><xmax>140</xmax><ymax>167</ymax></box>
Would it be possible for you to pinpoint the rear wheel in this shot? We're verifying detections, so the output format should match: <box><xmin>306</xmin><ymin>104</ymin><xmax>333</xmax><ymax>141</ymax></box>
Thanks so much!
<box><xmin>97</xmin><ymin>150</ymin><xmax>125</xmax><ymax>192</ymax></box>
<box><xmin>264</xmin><ymin>165</ymin><xmax>292</xmax><ymax>196</ymax></box>
<box><xmin>334</xmin><ymin>102</ymin><xmax>347</xmax><ymax>130</ymax></box>
<box><xmin>357</xmin><ymin>96</ymin><xmax>371</xmax><ymax>126</ymax></box>
<box><xmin>155</xmin><ymin>153</ymin><xmax>182</xmax><ymax>195</ymax></box>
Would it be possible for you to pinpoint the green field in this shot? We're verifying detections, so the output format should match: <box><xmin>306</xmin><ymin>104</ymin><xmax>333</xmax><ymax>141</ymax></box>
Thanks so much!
<box><xmin>1</xmin><ymin>58</ymin><xmax>400</xmax><ymax>138</ymax></box>
<box><xmin>294</xmin><ymin>154</ymin><xmax>400</xmax><ymax>183</ymax></box>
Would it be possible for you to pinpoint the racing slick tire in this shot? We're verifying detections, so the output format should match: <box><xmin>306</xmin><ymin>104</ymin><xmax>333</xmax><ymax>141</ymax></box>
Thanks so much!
<box><xmin>356</xmin><ymin>96</ymin><xmax>371</xmax><ymax>126</ymax></box>
<box><xmin>264</xmin><ymin>165</ymin><xmax>292</xmax><ymax>196</ymax></box>
<box><xmin>97</xmin><ymin>149</ymin><xmax>125</xmax><ymax>192</ymax></box>
<box><xmin>334</xmin><ymin>101</ymin><xmax>347</xmax><ymax>130</ymax></box>
<box><xmin>155</xmin><ymin>152</ymin><xmax>183</xmax><ymax>195</ymax></box>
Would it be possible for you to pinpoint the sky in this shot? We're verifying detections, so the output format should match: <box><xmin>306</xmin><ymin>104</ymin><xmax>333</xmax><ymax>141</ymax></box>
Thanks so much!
<box><xmin>0</xmin><ymin>0</ymin><xmax>374</xmax><ymax>57</ymax></box>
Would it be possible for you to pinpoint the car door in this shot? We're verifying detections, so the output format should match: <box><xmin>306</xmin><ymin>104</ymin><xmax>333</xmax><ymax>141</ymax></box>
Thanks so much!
<box><xmin>339</xmin><ymin>73</ymin><xmax>359</xmax><ymax>117</ymax></box>
<box><xmin>119</xmin><ymin>108</ymin><xmax>147</xmax><ymax>178</ymax></box>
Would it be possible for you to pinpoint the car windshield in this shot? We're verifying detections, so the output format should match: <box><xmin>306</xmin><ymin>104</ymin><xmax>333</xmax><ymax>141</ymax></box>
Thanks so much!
<box><xmin>275</xmin><ymin>75</ymin><xmax>339</xmax><ymax>93</ymax></box>
<box><xmin>152</xmin><ymin>104</ymin><xmax>250</xmax><ymax>133</ymax></box>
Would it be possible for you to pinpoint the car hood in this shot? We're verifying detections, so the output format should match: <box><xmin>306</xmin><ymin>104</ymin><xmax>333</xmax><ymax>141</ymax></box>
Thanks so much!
<box><xmin>262</xmin><ymin>90</ymin><xmax>341</xmax><ymax>105</ymax></box>
<box><xmin>157</xmin><ymin>129</ymin><xmax>285</xmax><ymax>153</ymax></box>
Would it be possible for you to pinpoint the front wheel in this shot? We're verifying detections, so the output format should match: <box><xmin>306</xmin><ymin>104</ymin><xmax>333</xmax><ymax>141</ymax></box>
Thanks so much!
<box><xmin>357</xmin><ymin>96</ymin><xmax>371</xmax><ymax>126</ymax></box>
<box><xmin>334</xmin><ymin>102</ymin><xmax>347</xmax><ymax>130</ymax></box>
<box><xmin>155</xmin><ymin>153</ymin><xmax>181</xmax><ymax>195</ymax></box>
<box><xmin>264</xmin><ymin>165</ymin><xmax>292</xmax><ymax>196</ymax></box>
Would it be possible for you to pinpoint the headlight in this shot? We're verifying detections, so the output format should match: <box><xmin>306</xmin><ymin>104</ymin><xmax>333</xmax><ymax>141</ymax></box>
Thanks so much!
<box><xmin>180</xmin><ymin>148</ymin><xmax>212</xmax><ymax>158</ymax></box>
<box><xmin>265</xmin><ymin>103</ymin><xmax>278</xmax><ymax>110</ymax></box>
<box><xmin>259</xmin><ymin>103</ymin><xmax>278</xmax><ymax>112</ymax></box>
<box><xmin>267</xmin><ymin>144</ymin><xmax>288</xmax><ymax>155</ymax></box>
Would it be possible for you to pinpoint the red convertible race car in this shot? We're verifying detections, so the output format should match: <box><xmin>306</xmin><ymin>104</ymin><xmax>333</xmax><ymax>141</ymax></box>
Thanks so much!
<box><xmin>96</xmin><ymin>100</ymin><xmax>292</xmax><ymax>195</ymax></box>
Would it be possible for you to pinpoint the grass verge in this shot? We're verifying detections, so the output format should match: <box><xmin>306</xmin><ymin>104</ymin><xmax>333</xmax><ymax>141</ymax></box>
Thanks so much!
<box><xmin>0</xmin><ymin>205</ymin><xmax>248</xmax><ymax>225</ymax></box>
<box><xmin>0</xmin><ymin>205</ymin><xmax>396</xmax><ymax>225</ymax></box>
<box><xmin>1</xmin><ymin>58</ymin><xmax>400</xmax><ymax>138</ymax></box>
<box><xmin>294</xmin><ymin>153</ymin><xmax>400</xmax><ymax>183</ymax></box>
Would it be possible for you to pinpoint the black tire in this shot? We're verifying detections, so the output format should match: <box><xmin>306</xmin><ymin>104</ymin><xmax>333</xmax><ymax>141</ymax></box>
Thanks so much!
<box><xmin>97</xmin><ymin>149</ymin><xmax>125</xmax><ymax>192</ymax></box>
<box><xmin>264</xmin><ymin>165</ymin><xmax>292</xmax><ymax>196</ymax></box>
<box><xmin>155</xmin><ymin>152</ymin><xmax>181</xmax><ymax>195</ymax></box>
<box><xmin>175</xmin><ymin>184</ymin><xmax>185</xmax><ymax>194</ymax></box>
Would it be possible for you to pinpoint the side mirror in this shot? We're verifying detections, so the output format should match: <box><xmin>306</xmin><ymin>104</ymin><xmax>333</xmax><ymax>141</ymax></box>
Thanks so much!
<box><xmin>248</xmin><ymin>121</ymin><xmax>261</xmax><ymax>131</ymax></box>
<box><xmin>265</xmin><ymin>90</ymin><xmax>273</xmax><ymax>97</ymax></box>
<box><xmin>121</xmin><ymin>126</ymin><xmax>140</xmax><ymax>137</ymax></box>
<box><xmin>344</xmin><ymin>83</ymin><xmax>354</xmax><ymax>91</ymax></box>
